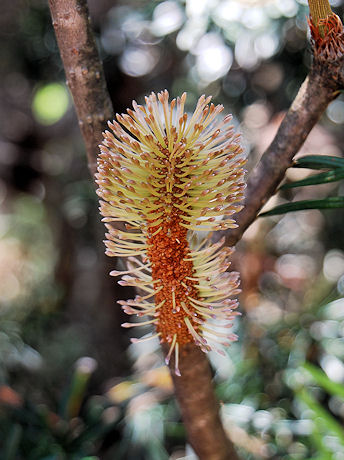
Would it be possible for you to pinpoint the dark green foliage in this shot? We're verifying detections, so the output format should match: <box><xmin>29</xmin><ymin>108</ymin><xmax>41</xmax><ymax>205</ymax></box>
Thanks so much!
<box><xmin>280</xmin><ymin>169</ymin><xmax>344</xmax><ymax>189</ymax></box>
<box><xmin>0</xmin><ymin>367</ymin><xmax>119</xmax><ymax>460</ymax></box>
<box><xmin>261</xmin><ymin>155</ymin><xmax>344</xmax><ymax>216</ymax></box>
<box><xmin>260</xmin><ymin>197</ymin><xmax>344</xmax><ymax>216</ymax></box>
<box><xmin>293</xmin><ymin>155</ymin><xmax>344</xmax><ymax>170</ymax></box>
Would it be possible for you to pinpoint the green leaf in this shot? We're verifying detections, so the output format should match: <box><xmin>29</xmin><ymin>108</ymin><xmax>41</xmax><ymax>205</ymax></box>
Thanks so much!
<box><xmin>3</xmin><ymin>424</ymin><xmax>22</xmax><ymax>460</ymax></box>
<box><xmin>309</xmin><ymin>427</ymin><xmax>335</xmax><ymax>460</ymax></box>
<box><xmin>303</xmin><ymin>362</ymin><xmax>344</xmax><ymax>400</ymax></box>
<box><xmin>32</xmin><ymin>83</ymin><xmax>69</xmax><ymax>126</ymax></box>
<box><xmin>297</xmin><ymin>388</ymin><xmax>344</xmax><ymax>443</ymax></box>
<box><xmin>307</xmin><ymin>402</ymin><xmax>341</xmax><ymax>459</ymax></box>
<box><xmin>294</xmin><ymin>155</ymin><xmax>344</xmax><ymax>170</ymax></box>
<box><xmin>259</xmin><ymin>197</ymin><xmax>344</xmax><ymax>217</ymax></box>
<box><xmin>281</xmin><ymin>168</ymin><xmax>344</xmax><ymax>189</ymax></box>
<box><xmin>61</xmin><ymin>358</ymin><xmax>97</xmax><ymax>420</ymax></box>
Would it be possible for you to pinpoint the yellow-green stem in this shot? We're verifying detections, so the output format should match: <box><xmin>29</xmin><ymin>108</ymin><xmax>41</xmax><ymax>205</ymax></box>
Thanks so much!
<box><xmin>308</xmin><ymin>0</ymin><xmax>333</xmax><ymax>35</ymax></box>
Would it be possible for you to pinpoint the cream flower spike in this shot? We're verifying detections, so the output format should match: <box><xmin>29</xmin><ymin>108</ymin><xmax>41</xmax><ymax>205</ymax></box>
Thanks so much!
<box><xmin>96</xmin><ymin>90</ymin><xmax>246</xmax><ymax>376</ymax></box>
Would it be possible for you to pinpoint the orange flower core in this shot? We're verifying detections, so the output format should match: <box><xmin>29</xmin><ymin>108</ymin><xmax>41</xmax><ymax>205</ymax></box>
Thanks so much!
<box><xmin>148</xmin><ymin>210</ymin><xmax>198</xmax><ymax>346</ymax></box>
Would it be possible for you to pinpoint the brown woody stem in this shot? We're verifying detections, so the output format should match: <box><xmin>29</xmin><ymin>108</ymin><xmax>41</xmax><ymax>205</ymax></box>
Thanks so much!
<box><xmin>48</xmin><ymin>0</ymin><xmax>113</xmax><ymax>176</ymax></box>
<box><xmin>166</xmin><ymin>343</ymin><xmax>240</xmax><ymax>460</ymax></box>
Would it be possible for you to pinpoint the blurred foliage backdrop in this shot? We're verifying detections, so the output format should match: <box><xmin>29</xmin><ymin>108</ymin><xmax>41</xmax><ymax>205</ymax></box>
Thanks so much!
<box><xmin>1</xmin><ymin>0</ymin><xmax>344</xmax><ymax>458</ymax></box>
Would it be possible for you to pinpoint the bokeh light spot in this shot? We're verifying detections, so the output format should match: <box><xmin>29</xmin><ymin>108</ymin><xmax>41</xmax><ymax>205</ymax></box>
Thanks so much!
<box><xmin>194</xmin><ymin>33</ymin><xmax>233</xmax><ymax>83</ymax></box>
<box><xmin>327</xmin><ymin>100</ymin><xmax>344</xmax><ymax>124</ymax></box>
<box><xmin>151</xmin><ymin>1</ymin><xmax>184</xmax><ymax>36</ymax></box>
<box><xmin>119</xmin><ymin>47</ymin><xmax>159</xmax><ymax>77</ymax></box>
<box><xmin>235</xmin><ymin>35</ymin><xmax>258</xmax><ymax>69</ymax></box>
<box><xmin>32</xmin><ymin>83</ymin><xmax>69</xmax><ymax>125</ymax></box>
<box><xmin>323</xmin><ymin>249</ymin><xmax>344</xmax><ymax>282</ymax></box>
<box><xmin>254</xmin><ymin>32</ymin><xmax>279</xmax><ymax>58</ymax></box>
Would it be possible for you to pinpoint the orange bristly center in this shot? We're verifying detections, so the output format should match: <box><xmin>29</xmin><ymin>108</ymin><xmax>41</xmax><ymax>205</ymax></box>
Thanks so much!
<box><xmin>146</xmin><ymin>139</ymin><xmax>200</xmax><ymax>346</ymax></box>
<box><xmin>147</xmin><ymin>213</ymin><xmax>199</xmax><ymax>346</ymax></box>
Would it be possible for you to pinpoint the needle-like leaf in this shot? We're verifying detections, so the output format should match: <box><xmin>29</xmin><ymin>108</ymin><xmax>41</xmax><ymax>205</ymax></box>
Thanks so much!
<box><xmin>259</xmin><ymin>197</ymin><xmax>344</xmax><ymax>216</ymax></box>
<box><xmin>281</xmin><ymin>168</ymin><xmax>344</xmax><ymax>189</ymax></box>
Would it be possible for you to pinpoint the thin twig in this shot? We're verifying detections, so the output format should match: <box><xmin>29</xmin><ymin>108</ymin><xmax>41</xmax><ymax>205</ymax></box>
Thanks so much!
<box><xmin>48</xmin><ymin>0</ymin><xmax>113</xmax><ymax>176</ymax></box>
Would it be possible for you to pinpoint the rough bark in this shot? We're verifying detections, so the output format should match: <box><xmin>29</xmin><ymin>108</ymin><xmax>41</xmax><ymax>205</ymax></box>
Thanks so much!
<box><xmin>48</xmin><ymin>0</ymin><xmax>113</xmax><ymax>176</ymax></box>
<box><xmin>166</xmin><ymin>343</ymin><xmax>240</xmax><ymax>460</ymax></box>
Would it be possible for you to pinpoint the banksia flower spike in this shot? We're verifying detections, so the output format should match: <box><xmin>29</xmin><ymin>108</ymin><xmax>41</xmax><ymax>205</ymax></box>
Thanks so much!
<box><xmin>308</xmin><ymin>0</ymin><xmax>344</xmax><ymax>59</ymax></box>
<box><xmin>96</xmin><ymin>91</ymin><xmax>245</xmax><ymax>376</ymax></box>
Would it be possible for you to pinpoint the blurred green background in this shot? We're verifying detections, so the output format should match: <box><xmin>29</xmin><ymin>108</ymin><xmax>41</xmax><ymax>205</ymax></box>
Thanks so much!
<box><xmin>1</xmin><ymin>0</ymin><xmax>344</xmax><ymax>458</ymax></box>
